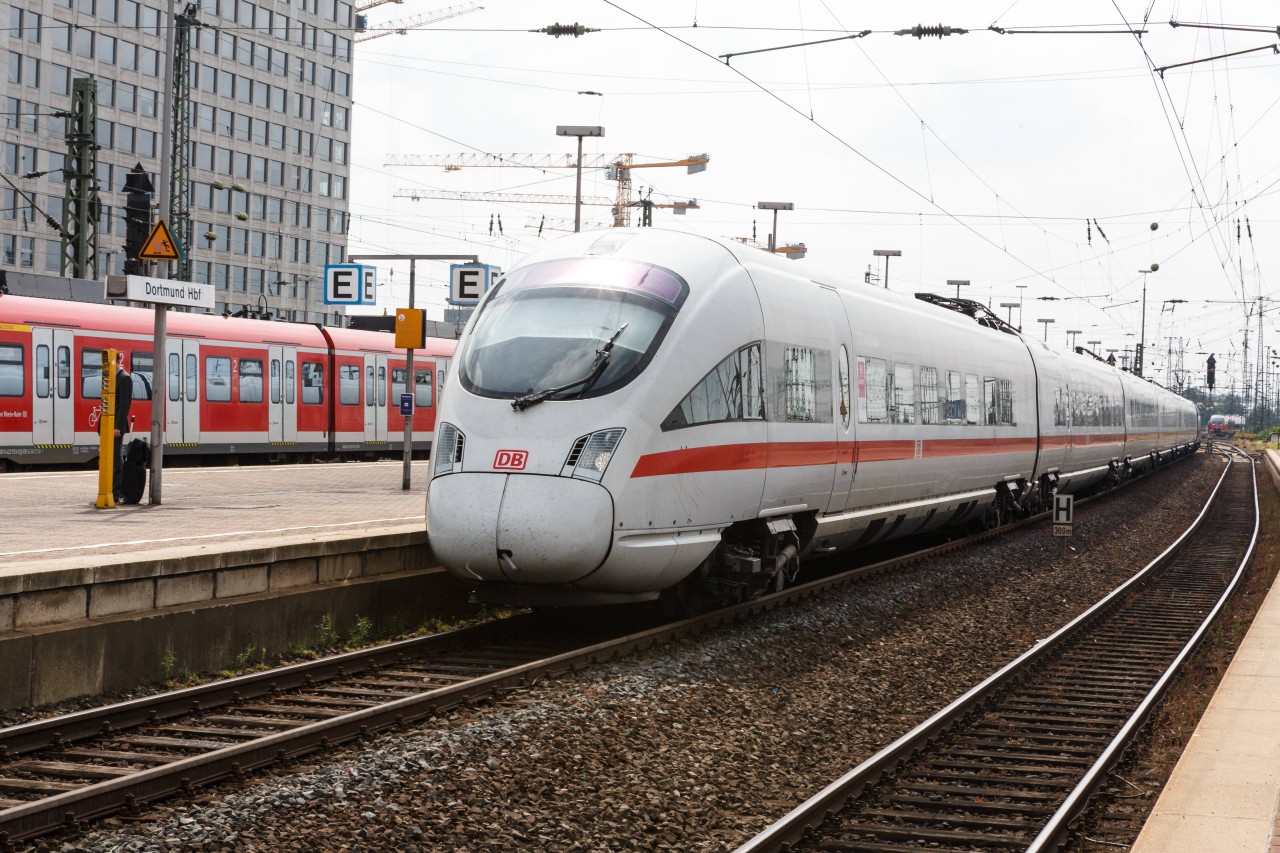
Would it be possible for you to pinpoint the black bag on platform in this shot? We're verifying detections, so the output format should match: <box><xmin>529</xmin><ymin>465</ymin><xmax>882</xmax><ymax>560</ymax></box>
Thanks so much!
<box><xmin>120</xmin><ymin>437</ymin><xmax>149</xmax><ymax>505</ymax></box>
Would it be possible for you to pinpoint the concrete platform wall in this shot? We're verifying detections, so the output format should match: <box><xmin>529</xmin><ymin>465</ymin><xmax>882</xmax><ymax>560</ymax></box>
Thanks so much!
<box><xmin>0</xmin><ymin>533</ymin><xmax>473</xmax><ymax>708</ymax></box>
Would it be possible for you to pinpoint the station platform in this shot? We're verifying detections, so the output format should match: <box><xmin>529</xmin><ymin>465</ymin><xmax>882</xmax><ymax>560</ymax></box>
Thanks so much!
<box><xmin>0</xmin><ymin>459</ymin><xmax>431</xmax><ymax>576</ymax></box>
<box><xmin>1129</xmin><ymin>449</ymin><xmax>1280</xmax><ymax>853</ymax></box>
<box><xmin>0</xmin><ymin>460</ymin><xmax>464</xmax><ymax>709</ymax></box>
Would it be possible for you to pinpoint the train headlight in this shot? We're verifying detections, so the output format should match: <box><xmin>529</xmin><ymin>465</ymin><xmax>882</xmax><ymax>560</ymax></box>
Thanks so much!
<box><xmin>433</xmin><ymin>422</ymin><xmax>464</xmax><ymax>476</ymax></box>
<box><xmin>564</xmin><ymin>428</ymin><xmax>625</xmax><ymax>482</ymax></box>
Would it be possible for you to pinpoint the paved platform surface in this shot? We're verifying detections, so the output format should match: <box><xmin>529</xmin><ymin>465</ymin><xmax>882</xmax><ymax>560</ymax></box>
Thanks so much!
<box><xmin>1129</xmin><ymin>450</ymin><xmax>1280</xmax><ymax>853</ymax></box>
<box><xmin>0</xmin><ymin>460</ymin><xmax>432</xmax><ymax>580</ymax></box>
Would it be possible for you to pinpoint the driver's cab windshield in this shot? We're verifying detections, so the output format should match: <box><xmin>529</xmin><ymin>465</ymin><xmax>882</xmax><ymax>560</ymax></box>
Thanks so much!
<box><xmin>459</xmin><ymin>257</ymin><xmax>688</xmax><ymax>401</ymax></box>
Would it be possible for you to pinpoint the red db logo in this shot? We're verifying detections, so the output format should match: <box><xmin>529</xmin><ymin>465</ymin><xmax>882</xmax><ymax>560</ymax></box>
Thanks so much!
<box><xmin>493</xmin><ymin>450</ymin><xmax>528</xmax><ymax>470</ymax></box>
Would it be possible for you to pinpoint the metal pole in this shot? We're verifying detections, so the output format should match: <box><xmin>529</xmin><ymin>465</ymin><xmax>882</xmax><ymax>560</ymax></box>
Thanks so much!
<box><xmin>344</xmin><ymin>252</ymin><xmax>480</xmax><ymax>490</ymax></box>
<box><xmin>573</xmin><ymin>134</ymin><xmax>584</xmax><ymax>233</ymax></box>
<box><xmin>883</xmin><ymin>253</ymin><xmax>890</xmax><ymax>289</ymax></box>
<box><xmin>402</xmin><ymin>259</ymin><xmax>415</xmax><ymax>490</ymax></box>
<box><xmin>769</xmin><ymin>209</ymin><xmax>778</xmax><ymax>253</ymax></box>
<box><xmin>1139</xmin><ymin>273</ymin><xmax>1147</xmax><ymax>377</ymax></box>
<box><xmin>148</xmin><ymin>0</ymin><xmax>179</xmax><ymax>505</ymax></box>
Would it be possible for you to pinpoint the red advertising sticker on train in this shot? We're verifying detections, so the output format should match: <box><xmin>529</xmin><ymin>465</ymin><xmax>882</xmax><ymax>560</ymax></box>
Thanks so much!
<box><xmin>493</xmin><ymin>450</ymin><xmax>528</xmax><ymax>470</ymax></box>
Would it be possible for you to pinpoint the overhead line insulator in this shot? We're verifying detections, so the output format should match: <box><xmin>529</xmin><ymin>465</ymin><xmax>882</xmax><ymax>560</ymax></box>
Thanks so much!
<box><xmin>895</xmin><ymin>23</ymin><xmax>969</xmax><ymax>39</ymax></box>
<box><xmin>533</xmin><ymin>22</ymin><xmax>598</xmax><ymax>38</ymax></box>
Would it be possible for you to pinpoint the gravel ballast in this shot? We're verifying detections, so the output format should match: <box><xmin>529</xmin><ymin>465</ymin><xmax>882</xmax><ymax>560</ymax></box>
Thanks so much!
<box><xmin>37</xmin><ymin>453</ymin><xmax>1232</xmax><ymax>852</ymax></box>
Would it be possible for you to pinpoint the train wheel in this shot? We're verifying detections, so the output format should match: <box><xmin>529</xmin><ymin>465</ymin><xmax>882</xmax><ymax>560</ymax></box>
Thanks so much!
<box><xmin>659</xmin><ymin>575</ymin><xmax>705</xmax><ymax>620</ymax></box>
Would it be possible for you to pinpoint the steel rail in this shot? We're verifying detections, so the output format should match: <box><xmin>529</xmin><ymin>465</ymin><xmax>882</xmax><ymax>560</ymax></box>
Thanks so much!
<box><xmin>0</xmin><ymin>449</ymin><xmax>1201</xmax><ymax>846</ymax></box>
<box><xmin>1027</xmin><ymin>447</ymin><xmax>1259</xmax><ymax>852</ymax></box>
<box><xmin>735</xmin><ymin>449</ymin><xmax>1250</xmax><ymax>852</ymax></box>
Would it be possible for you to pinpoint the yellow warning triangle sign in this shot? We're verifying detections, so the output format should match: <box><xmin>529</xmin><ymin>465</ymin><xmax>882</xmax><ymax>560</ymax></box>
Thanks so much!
<box><xmin>138</xmin><ymin>219</ymin><xmax>183</xmax><ymax>261</ymax></box>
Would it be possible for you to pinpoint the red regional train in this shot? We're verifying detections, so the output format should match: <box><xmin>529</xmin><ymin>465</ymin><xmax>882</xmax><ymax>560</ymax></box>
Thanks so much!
<box><xmin>0</xmin><ymin>293</ymin><xmax>455</xmax><ymax>468</ymax></box>
<box><xmin>1206</xmin><ymin>414</ymin><xmax>1245</xmax><ymax>438</ymax></box>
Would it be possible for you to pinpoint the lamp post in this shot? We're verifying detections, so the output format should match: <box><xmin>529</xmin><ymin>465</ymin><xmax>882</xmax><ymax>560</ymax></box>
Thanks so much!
<box><xmin>555</xmin><ymin>125</ymin><xmax>605</xmax><ymax>233</ymax></box>
<box><xmin>1000</xmin><ymin>302</ymin><xmax>1019</xmax><ymax>326</ymax></box>
<box><xmin>947</xmin><ymin>279</ymin><xmax>970</xmax><ymax>300</ymax></box>
<box><xmin>757</xmin><ymin>202</ymin><xmax>793</xmax><ymax>253</ymax></box>
<box><xmin>1137</xmin><ymin>265</ymin><xmax>1158</xmax><ymax>377</ymax></box>
<box><xmin>1016</xmin><ymin>285</ymin><xmax>1028</xmax><ymax>331</ymax></box>
<box><xmin>1038</xmin><ymin>318</ymin><xmax>1055</xmax><ymax>342</ymax></box>
<box><xmin>873</xmin><ymin>249</ymin><xmax>901</xmax><ymax>290</ymax></box>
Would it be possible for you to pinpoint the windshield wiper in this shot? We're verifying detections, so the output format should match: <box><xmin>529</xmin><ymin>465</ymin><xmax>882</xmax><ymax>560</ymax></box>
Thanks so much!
<box><xmin>512</xmin><ymin>323</ymin><xmax>629</xmax><ymax>412</ymax></box>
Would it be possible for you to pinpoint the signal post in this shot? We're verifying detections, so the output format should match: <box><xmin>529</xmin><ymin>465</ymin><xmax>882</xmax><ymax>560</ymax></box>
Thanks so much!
<box><xmin>341</xmin><ymin>253</ymin><xmax>480</xmax><ymax>490</ymax></box>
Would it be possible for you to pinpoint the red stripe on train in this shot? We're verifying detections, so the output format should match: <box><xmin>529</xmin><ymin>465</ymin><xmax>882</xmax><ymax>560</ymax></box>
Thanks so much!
<box><xmin>630</xmin><ymin>437</ymin><xmax>1039</xmax><ymax>478</ymax></box>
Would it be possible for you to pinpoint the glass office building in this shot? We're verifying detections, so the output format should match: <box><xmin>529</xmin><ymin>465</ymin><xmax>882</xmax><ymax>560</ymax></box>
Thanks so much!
<box><xmin>3</xmin><ymin>0</ymin><xmax>353</xmax><ymax>323</ymax></box>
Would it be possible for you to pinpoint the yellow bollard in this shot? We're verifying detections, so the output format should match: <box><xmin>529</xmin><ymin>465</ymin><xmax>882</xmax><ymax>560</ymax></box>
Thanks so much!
<box><xmin>96</xmin><ymin>348</ymin><xmax>118</xmax><ymax>508</ymax></box>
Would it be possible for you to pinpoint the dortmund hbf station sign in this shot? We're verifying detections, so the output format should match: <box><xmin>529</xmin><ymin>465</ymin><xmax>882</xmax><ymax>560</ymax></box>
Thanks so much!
<box><xmin>105</xmin><ymin>274</ymin><xmax>215</xmax><ymax>310</ymax></box>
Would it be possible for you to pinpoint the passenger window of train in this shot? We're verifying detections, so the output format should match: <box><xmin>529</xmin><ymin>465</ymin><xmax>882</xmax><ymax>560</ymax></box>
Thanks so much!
<box><xmin>996</xmin><ymin>378</ymin><xmax>1014</xmax><ymax>425</ymax></box>
<box><xmin>919</xmin><ymin>366</ymin><xmax>940</xmax><ymax>424</ymax></box>
<box><xmin>378</xmin><ymin>366</ymin><xmax>386</xmax><ymax>406</ymax></box>
<box><xmin>416</xmin><ymin>369</ymin><xmax>433</xmax><ymax>408</ymax></box>
<box><xmin>784</xmin><ymin>346</ymin><xmax>817</xmax><ymax>422</ymax></box>
<box><xmin>80</xmin><ymin>349</ymin><xmax>102</xmax><ymax>399</ymax></box>
<box><xmin>837</xmin><ymin>345</ymin><xmax>850</xmax><ymax>429</ymax></box>
<box><xmin>185</xmin><ymin>354</ymin><xmax>197</xmax><ymax>403</ymax></box>
<box><xmin>1053</xmin><ymin>388</ymin><xmax>1068</xmax><ymax>427</ymax></box>
<box><xmin>0</xmin><ymin>344</ymin><xmax>25</xmax><ymax>397</ymax></box>
<box><xmin>301</xmin><ymin>361</ymin><xmax>324</xmax><ymax>404</ymax></box>
<box><xmin>338</xmin><ymin>364</ymin><xmax>359</xmax><ymax>406</ymax></box>
<box><xmin>981</xmin><ymin>377</ymin><xmax>997</xmax><ymax>425</ymax></box>
<box><xmin>205</xmin><ymin>356</ymin><xmax>232</xmax><ymax>402</ymax></box>
<box><xmin>364</xmin><ymin>364</ymin><xmax>374</xmax><ymax>407</ymax></box>
<box><xmin>270</xmin><ymin>358</ymin><xmax>281</xmax><ymax>404</ymax></box>
<box><xmin>892</xmin><ymin>363</ymin><xmax>915</xmax><ymax>424</ymax></box>
<box><xmin>857</xmin><ymin>356</ymin><xmax>888</xmax><ymax>423</ymax></box>
<box><xmin>390</xmin><ymin>367</ymin><xmax>407</xmax><ymax>404</ymax></box>
<box><xmin>285</xmin><ymin>360</ymin><xmax>296</xmax><ymax>404</ymax></box>
<box><xmin>239</xmin><ymin>358</ymin><xmax>263</xmax><ymax>403</ymax></box>
<box><xmin>129</xmin><ymin>352</ymin><xmax>154</xmax><ymax>400</ymax></box>
<box><xmin>36</xmin><ymin>345</ymin><xmax>50</xmax><ymax>398</ymax></box>
<box><xmin>57</xmin><ymin>346</ymin><xmax>70</xmax><ymax>399</ymax></box>
<box><xmin>169</xmin><ymin>353</ymin><xmax>182</xmax><ymax>401</ymax></box>
<box><xmin>662</xmin><ymin>343</ymin><xmax>764</xmax><ymax>431</ymax></box>
<box><xmin>964</xmin><ymin>374</ymin><xmax>980</xmax><ymax>425</ymax></box>
<box><xmin>944</xmin><ymin>371</ymin><xmax>964</xmax><ymax>424</ymax></box>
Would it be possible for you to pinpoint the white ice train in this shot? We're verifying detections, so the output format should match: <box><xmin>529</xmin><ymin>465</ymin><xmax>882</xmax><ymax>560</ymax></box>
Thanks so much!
<box><xmin>425</xmin><ymin>229</ymin><xmax>1200</xmax><ymax>608</ymax></box>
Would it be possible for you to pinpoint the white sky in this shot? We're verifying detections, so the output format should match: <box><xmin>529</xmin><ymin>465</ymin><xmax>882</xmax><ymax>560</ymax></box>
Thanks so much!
<box><xmin>346</xmin><ymin>1</ymin><xmax>1280</xmax><ymax>396</ymax></box>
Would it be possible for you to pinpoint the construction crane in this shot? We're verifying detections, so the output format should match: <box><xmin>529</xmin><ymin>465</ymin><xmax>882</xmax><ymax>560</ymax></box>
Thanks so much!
<box><xmin>394</xmin><ymin>189</ymin><xmax>698</xmax><ymax>226</ymax></box>
<box><xmin>385</xmin><ymin>152</ymin><xmax>709</xmax><ymax>226</ymax></box>
<box><xmin>395</xmin><ymin>189</ymin><xmax>615</xmax><ymax>207</ymax></box>
<box><xmin>355</xmin><ymin>2</ymin><xmax>481</xmax><ymax>43</ymax></box>
<box><xmin>631</xmin><ymin>190</ymin><xmax>699</xmax><ymax>226</ymax></box>
<box><xmin>732</xmin><ymin>236</ymin><xmax>807</xmax><ymax>259</ymax></box>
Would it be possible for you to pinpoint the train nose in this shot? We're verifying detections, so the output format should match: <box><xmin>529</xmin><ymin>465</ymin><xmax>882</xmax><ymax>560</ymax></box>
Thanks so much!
<box><xmin>426</xmin><ymin>474</ymin><xmax>614</xmax><ymax>585</ymax></box>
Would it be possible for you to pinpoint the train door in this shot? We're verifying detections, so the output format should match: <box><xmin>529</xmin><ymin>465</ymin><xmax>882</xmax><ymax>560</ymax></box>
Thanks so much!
<box><xmin>165</xmin><ymin>338</ymin><xmax>201</xmax><ymax>445</ymax></box>
<box><xmin>822</xmin><ymin>288</ymin><xmax>856</xmax><ymax>509</ymax></box>
<box><xmin>362</xmin><ymin>354</ymin><xmax>389</xmax><ymax>443</ymax></box>
<box><xmin>30</xmin><ymin>327</ymin><xmax>74</xmax><ymax>447</ymax></box>
<box><xmin>268</xmin><ymin>346</ymin><xmax>298</xmax><ymax>444</ymax></box>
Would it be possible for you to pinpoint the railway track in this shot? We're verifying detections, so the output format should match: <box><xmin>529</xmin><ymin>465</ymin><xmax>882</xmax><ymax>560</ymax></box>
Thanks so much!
<box><xmin>0</xmin><ymin>451</ymin><xmax>1204</xmax><ymax>848</ymax></box>
<box><xmin>737</xmin><ymin>449</ymin><xmax>1259</xmax><ymax>853</ymax></box>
